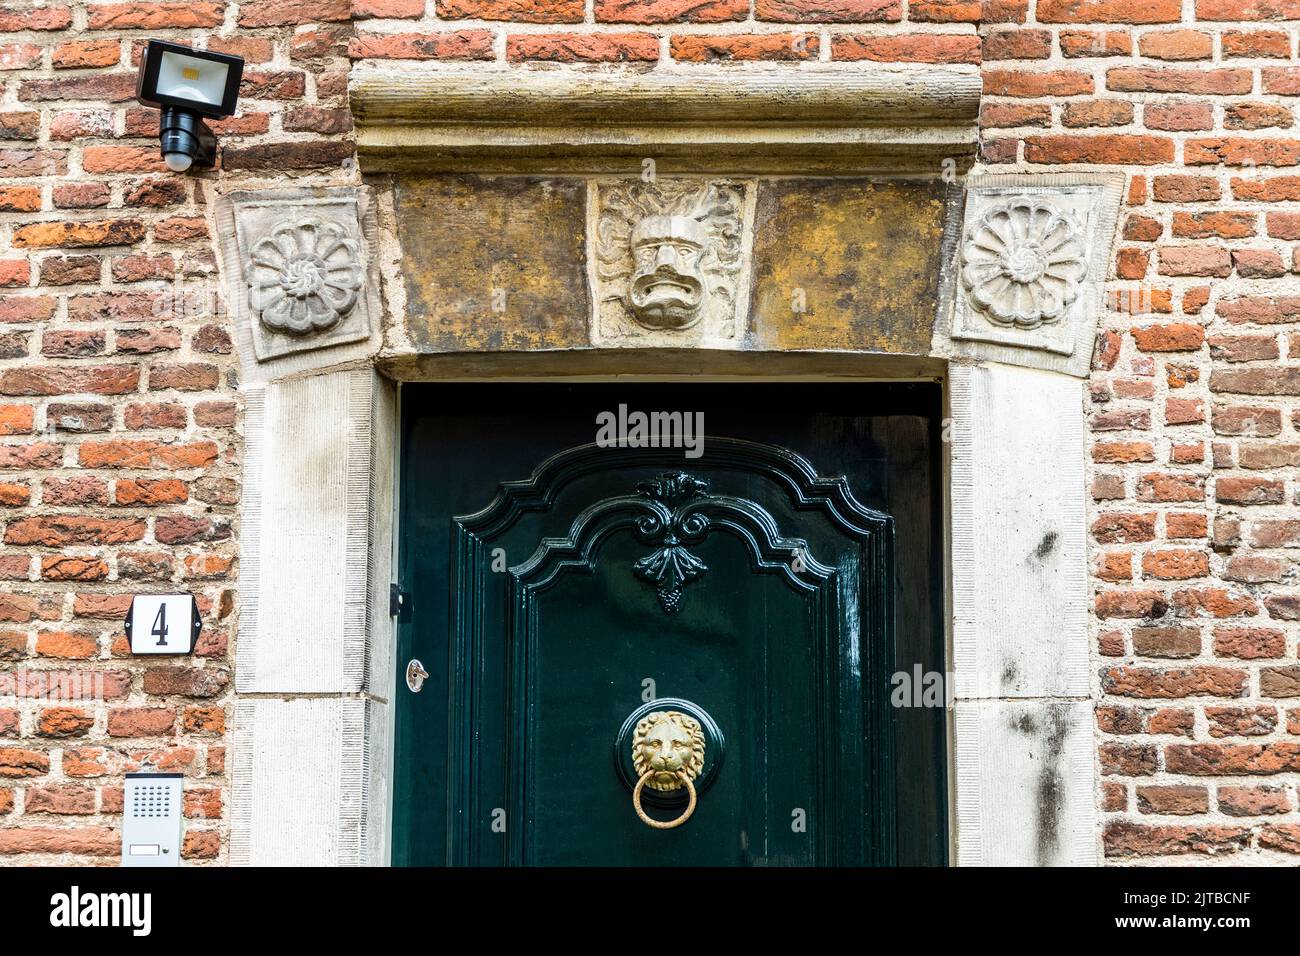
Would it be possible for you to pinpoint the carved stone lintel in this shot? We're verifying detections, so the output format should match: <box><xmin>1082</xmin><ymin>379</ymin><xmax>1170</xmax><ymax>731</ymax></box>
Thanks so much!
<box><xmin>940</xmin><ymin>171</ymin><xmax>1125</xmax><ymax>378</ymax></box>
<box><xmin>591</xmin><ymin>178</ymin><xmax>754</xmax><ymax>348</ymax></box>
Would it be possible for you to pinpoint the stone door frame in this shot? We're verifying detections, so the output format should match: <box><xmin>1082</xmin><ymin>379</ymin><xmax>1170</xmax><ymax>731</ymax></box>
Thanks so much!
<box><xmin>223</xmin><ymin>67</ymin><xmax>1120</xmax><ymax>866</ymax></box>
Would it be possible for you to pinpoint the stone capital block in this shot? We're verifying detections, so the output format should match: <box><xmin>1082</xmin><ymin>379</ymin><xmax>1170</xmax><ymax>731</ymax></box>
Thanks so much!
<box><xmin>216</xmin><ymin>186</ymin><xmax>383</xmax><ymax>384</ymax></box>
<box><xmin>936</xmin><ymin>171</ymin><xmax>1125</xmax><ymax>378</ymax></box>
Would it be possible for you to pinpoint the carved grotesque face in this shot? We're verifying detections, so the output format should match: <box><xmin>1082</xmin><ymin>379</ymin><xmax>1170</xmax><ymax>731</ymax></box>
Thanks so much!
<box><xmin>632</xmin><ymin>711</ymin><xmax>706</xmax><ymax>792</ymax></box>
<box><xmin>628</xmin><ymin>215</ymin><xmax>708</xmax><ymax>330</ymax></box>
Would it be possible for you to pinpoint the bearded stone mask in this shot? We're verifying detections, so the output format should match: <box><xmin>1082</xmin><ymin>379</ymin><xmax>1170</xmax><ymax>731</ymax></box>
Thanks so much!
<box><xmin>594</xmin><ymin>180</ymin><xmax>747</xmax><ymax>340</ymax></box>
<box><xmin>628</xmin><ymin>215</ymin><xmax>709</xmax><ymax>329</ymax></box>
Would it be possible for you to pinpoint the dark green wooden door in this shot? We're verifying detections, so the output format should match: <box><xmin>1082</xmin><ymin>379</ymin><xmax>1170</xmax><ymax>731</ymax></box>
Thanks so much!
<box><xmin>394</xmin><ymin>383</ymin><xmax>946</xmax><ymax>866</ymax></box>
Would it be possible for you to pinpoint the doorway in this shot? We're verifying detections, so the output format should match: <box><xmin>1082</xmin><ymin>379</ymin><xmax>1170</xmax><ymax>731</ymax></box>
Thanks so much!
<box><xmin>392</xmin><ymin>382</ymin><xmax>946</xmax><ymax>865</ymax></box>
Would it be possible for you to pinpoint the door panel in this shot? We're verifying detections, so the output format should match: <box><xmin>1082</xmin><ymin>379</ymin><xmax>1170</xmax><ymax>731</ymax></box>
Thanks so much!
<box><xmin>394</xmin><ymin>383</ymin><xmax>946</xmax><ymax>866</ymax></box>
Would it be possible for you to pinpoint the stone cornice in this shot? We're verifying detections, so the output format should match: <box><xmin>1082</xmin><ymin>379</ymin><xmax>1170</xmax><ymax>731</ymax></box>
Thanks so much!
<box><xmin>350</xmin><ymin>67</ymin><xmax>981</xmax><ymax>174</ymax></box>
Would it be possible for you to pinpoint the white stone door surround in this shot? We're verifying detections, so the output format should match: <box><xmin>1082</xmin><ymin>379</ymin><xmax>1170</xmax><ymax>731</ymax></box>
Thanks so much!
<box><xmin>218</xmin><ymin>68</ymin><xmax>1123</xmax><ymax>866</ymax></box>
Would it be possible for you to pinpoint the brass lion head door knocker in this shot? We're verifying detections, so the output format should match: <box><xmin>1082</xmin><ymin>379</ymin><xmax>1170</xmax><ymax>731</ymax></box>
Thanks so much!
<box><xmin>615</xmin><ymin>698</ymin><xmax>724</xmax><ymax>830</ymax></box>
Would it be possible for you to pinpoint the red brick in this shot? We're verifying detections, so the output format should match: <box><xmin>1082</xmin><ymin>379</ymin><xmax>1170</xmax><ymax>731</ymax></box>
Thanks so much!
<box><xmin>1223</xmin><ymin>31</ymin><xmax>1291</xmax><ymax>58</ymax></box>
<box><xmin>0</xmin><ymin>7</ymin><xmax>73</xmax><ymax>31</ymax></box>
<box><xmin>124</xmin><ymin>403</ymin><xmax>186</xmax><ymax>430</ymax></box>
<box><xmin>1133</xmin><ymin>323</ymin><xmax>1205</xmax><ymax>351</ymax></box>
<box><xmin>832</xmin><ymin>33</ymin><xmax>978</xmax><ymax>62</ymax></box>
<box><xmin>754</xmin><ymin>0</ymin><xmax>900</xmax><ymax>19</ymax></box>
<box><xmin>597</xmin><ymin>0</ymin><xmax>741</xmax><ymax>22</ymax></box>
<box><xmin>1153</xmin><ymin>175</ymin><xmax>1220</xmax><ymax>203</ymax></box>
<box><xmin>1025</xmin><ymin>135</ymin><xmax>1173</xmax><ymax>165</ymax></box>
<box><xmin>25</xmin><ymin>783</ymin><xmax>97</xmax><ymax>815</ymax></box>
<box><xmin>1218</xmin><ymin>786</ymin><xmax>1290</xmax><ymax>815</ymax></box>
<box><xmin>1096</xmin><ymin>590</ymin><xmax>1169</xmax><ymax>619</ymax></box>
<box><xmin>0</xmin><ymin>444</ymin><xmax>60</xmax><ymax>470</ymax></box>
<box><xmin>182</xmin><ymin>830</ymin><xmax>220</xmax><ymax>859</ymax></box>
<box><xmin>1105</xmin><ymin>822</ymin><xmax>1249</xmax><ymax>857</ymax></box>
<box><xmin>1059</xmin><ymin>30</ymin><xmax>1131</xmax><ymax>56</ymax></box>
<box><xmin>506</xmin><ymin>31</ymin><xmax>660</xmax><ymax>61</ymax></box>
<box><xmin>36</xmin><ymin>708</ymin><xmax>92</xmax><ymax>738</ymax></box>
<box><xmin>53</xmin><ymin>39</ymin><xmax>121</xmax><ymax>69</ymax></box>
<box><xmin>4</xmin><ymin>516</ymin><xmax>145</xmax><ymax>547</ymax></box>
<box><xmin>0</xmin><ymin>826</ymin><xmax>116</xmax><ymax>855</ymax></box>
<box><xmin>1158</xmin><ymin>247</ymin><xmax>1232</xmax><ymax>277</ymax></box>
<box><xmin>107</xmin><ymin>707</ymin><xmax>175</xmax><ymax>737</ymax></box>
<box><xmin>1038</xmin><ymin>0</ymin><xmax>1180</xmax><ymax>21</ymax></box>
<box><xmin>0</xmin><ymin>295</ymin><xmax>55</xmax><ymax>323</ymax></box>
<box><xmin>141</xmin><ymin>667</ymin><xmax>229</xmax><ymax>698</ymax></box>
<box><xmin>1166</xmin><ymin>741</ymin><xmax>1300</xmax><ymax>774</ymax></box>
<box><xmin>1102</xmin><ymin>665</ymin><xmax>1247</xmax><ymax>698</ymax></box>
<box><xmin>1100</xmin><ymin>742</ymin><xmax>1158</xmax><ymax>774</ymax></box>
<box><xmin>982</xmin><ymin>29</ymin><xmax>1051</xmax><ymax>60</ymax></box>
<box><xmin>1139</xmin><ymin>30</ymin><xmax>1213</xmax><ymax>60</ymax></box>
<box><xmin>1233</xmin><ymin>249</ymin><xmax>1286</xmax><ymax>278</ymax></box>
<box><xmin>88</xmin><ymin>2</ymin><xmax>225</xmax><ymax>28</ymax></box>
<box><xmin>675</xmin><ymin>33</ymin><xmax>820</xmax><ymax>61</ymax></box>
<box><xmin>1187</xmin><ymin>138</ymin><xmax>1300</xmax><ymax>167</ymax></box>
<box><xmin>114</xmin><ymin>478</ymin><xmax>188</xmax><ymax>506</ymax></box>
<box><xmin>1224</xmin><ymin>554</ymin><xmax>1286</xmax><ymax>583</ymax></box>
<box><xmin>1197</xmin><ymin>0</ymin><xmax>1300</xmax><ymax>19</ymax></box>
<box><xmin>1216</xmin><ymin>476</ymin><xmax>1284</xmax><ymax>505</ymax></box>
<box><xmin>40</xmin><ymin>557</ymin><xmax>108</xmax><ymax>582</ymax></box>
<box><xmin>34</xmin><ymin>631</ymin><xmax>97</xmax><ymax>660</ymax></box>
<box><xmin>1226</xmin><ymin>102</ymin><xmax>1294</xmax><ymax>130</ymax></box>
<box><xmin>1213</xmin><ymin>627</ymin><xmax>1286</xmax><ymax>660</ymax></box>
<box><xmin>1132</xmin><ymin>626</ymin><xmax>1200</xmax><ymax>657</ymax></box>
<box><xmin>1092</xmin><ymin>512</ymin><xmax>1156</xmax><ymax>544</ymax></box>
<box><xmin>0</xmin><ymin>365</ymin><xmax>138</xmax><ymax>397</ymax></box>
<box><xmin>1063</xmin><ymin>100</ymin><xmax>1134</xmax><ymax>128</ymax></box>
<box><xmin>353</xmin><ymin>0</ymin><xmax>425</xmax><ymax>14</ymax></box>
<box><xmin>12</xmin><ymin>220</ymin><xmax>146</xmax><ymax>250</ymax></box>
<box><xmin>235</xmin><ymin>0</ymin><xmax>347</xmax><ymax>24</ymax></box>
<box><xmin>1137</xmin><ymin>472</ymin><xmax>1204</xmax><ymax>502</ymax></box>
<box><xmin>1136</xmin><ymin>785</ymin><xmax>1209</xmax><ymax>814</ymax></box>
<box><xmin>1145</xmin><ymin>102</ymin><xmax>1215</xmax><ymax>131</ymax></box>
<box><xmin>1141</xmin><ymin>549</ymin><xmax>1209</xmax><ymax>580</ymax></box>
<box><xmin>984</xmin><ymin>70</ymin><xmax>1093</xmax><ymax>97</ymax></box>
<box><xmin>1112</xmin><ymin>68</ymin><xmax>1252</xmax><ymax>95</ymax></box>
<box><xmin>148</xmin><ymin>363</ymin><xmax>218</xmax><ymax>392</ymax></box>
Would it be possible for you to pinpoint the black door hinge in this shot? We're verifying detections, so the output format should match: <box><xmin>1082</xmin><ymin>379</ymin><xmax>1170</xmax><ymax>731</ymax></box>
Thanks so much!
<box><xmin>390</xmin><ymin>583</ymin><xmax>411</xmax><ymax>620</ymax></box>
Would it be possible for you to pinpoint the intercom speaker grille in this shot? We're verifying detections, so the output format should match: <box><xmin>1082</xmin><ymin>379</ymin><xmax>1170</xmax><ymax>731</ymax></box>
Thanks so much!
<box><xmin>130</xmin><ymin>783</ymin><xmax>173</xmax><ymax>819</ymax></box>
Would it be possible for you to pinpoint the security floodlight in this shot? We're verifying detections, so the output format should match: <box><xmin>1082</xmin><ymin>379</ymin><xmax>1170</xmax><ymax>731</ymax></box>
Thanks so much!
<box><xmin>135</xmin><ymin>40</ymin><xmax>243</xmax><ymax>173</ymax></box>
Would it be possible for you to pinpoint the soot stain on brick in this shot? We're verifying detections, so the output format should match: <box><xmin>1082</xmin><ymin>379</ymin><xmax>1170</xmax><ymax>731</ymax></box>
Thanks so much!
<box><xmin>1009</xmin><ymin>705</ymin><xmax>1069</xmax><ymax>866</ymax></box>
<box><xmin>1001</xmin><ymin>660</ymin><xmax>1018</xmax><ymax>690</ymax></box>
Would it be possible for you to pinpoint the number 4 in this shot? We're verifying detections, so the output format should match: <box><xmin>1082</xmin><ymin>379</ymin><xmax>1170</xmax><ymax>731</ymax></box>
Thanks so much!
<box><xmin>152</xmin><ymin>602</ymin><xmax>169</xmax><ymax>647</ymax></box>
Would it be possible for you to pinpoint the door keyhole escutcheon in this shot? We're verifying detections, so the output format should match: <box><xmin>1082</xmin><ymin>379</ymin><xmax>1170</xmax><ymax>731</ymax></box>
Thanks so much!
<box><xmin>405</xmin><ymin>659</ymin><xmax>429</xmax><ymax>693</ymax></box>
<box><xmin>615</xmin><ymin>698</ymin><xmax>724</xmax><ymax>831</ymax></box>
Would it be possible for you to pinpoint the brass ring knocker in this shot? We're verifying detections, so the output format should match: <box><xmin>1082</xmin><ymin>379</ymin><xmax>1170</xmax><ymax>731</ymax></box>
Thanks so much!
<box><xmin>628</xmin><ymin>709</ymin><xmax>705</xmax><ymax>829</ymax></box>
<box><xmin>632</xmin><ymin>770</ymin><xmax>697</xmax><ymax>829</ymax></box>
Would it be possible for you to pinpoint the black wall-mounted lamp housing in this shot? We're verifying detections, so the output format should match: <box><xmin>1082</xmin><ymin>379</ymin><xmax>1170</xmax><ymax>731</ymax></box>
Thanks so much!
<box><xmin>135</xmin><ymin>40</ymin><xmax>243</xmax><ymax>173</ymax></box>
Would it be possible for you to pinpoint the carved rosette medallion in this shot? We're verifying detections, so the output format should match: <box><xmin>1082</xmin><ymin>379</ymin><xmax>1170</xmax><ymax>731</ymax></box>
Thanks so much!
<box><xmin>592</xmin><ymin>179</ymin><xmax>752</xmax><ymax>347</ymax></box>
<box><xmin>632</xmin><ymin>472</ymin><xmax>712</xmax><ymax>613</ymax></box>
<box><xmin>946</xmin><ymin>174</ymin><xmax>1124</xmax><ymax>374</ymax></box>
<box><xmin>246</xmin><ymin>218</ymin><xmax>364</xmax><ymax>336</ymax></box>
<box><xmin>960</xmin><ymin>199</ymin><xmax>1088</xmax><ymax>330</ymax></box>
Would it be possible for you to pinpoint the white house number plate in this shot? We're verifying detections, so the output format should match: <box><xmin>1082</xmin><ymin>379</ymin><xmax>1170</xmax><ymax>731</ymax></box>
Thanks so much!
<box><xmin>124</xmin><ymin>594</ymin><xmax>201</xmax><ymax>655</ymax></box>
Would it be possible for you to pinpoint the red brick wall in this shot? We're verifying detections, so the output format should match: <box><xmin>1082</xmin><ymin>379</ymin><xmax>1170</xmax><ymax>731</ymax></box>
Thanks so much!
<box><xmin>981</xmin><ymin>2</ymin><xmax>1300</xmax><ymax>860</ymax></box>
<box><xmin>0</xmin><ymin>1</ymin><xmax>353</xmax><ymax>863</ymax></box>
